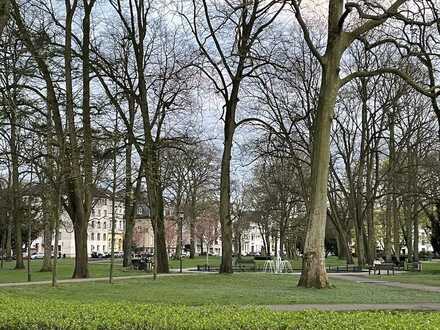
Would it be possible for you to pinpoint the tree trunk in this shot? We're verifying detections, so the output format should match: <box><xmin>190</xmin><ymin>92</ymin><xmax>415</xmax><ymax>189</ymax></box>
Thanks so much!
<box><xmin>219</xmin><ymin>107</ymin><xmax>235</xmax><ymax>273</ymax></box>
<box><xmin>265</xmin><ymin>231</ymin><xmax>271</xmax><ymax>256</ymax></box>
<box><xmin>123</xmin><ymin>172</ymin><xmax>141</xmax><ymax>267</ymax></box>
<box><xmin>146</xmin><ymin>159</ymin><xmax>169</xmax><ymax>273</ymax></box>
<box><xmin>5</xmin><ymin>213</ymin><xmax>11</xmax><ymax>260</ymax></box>
<box><xmin>384</xmin><ymin>193</ymin><xmax>393</xmax><ymax>262</ymax></box>
<box><xmin>390</xmin><ymin>108</ymin><xmax>400</xmax><ymax>261</ymax></box>
<box><xmin>413</xmin><ymin>214</ymin><xmax>419</xmax><ymax>262</ymax></box>
<box><xmin>0</xmin><ymin>0</ymin><xmax>10</xmax><ymax>36</ymax></box>
<box><xmin>298</xmin><ymin>61</ymin><xmax>340</xmax><ymax>288</ymax></box>
<box><xmin>11</xmin><ymin>104</ymin><xmax>23</xmax><ymax>270</ymax></box>
<box><xmin>40</xmin><ymin>218</ymin><xmax>53</xmax><ymax>272</ymax></box>
<box><xmin>190</xmin><ymin>221</ymin><xmax>195</xmax><ymax>258</ymax></box>
<box><xmin>175</xmin><ymin>218</ymin><xmax>182</xmax><ymax>258</ymax></box>
<box><xmin>72</xmin><ymin>213</ymin><xmax>89</xmax><ymax>278</ymax></box>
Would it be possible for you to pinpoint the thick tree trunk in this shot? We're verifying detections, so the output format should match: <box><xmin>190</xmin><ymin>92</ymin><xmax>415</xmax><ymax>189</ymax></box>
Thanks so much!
<box><xmin>413</xmin><ymin>215</ymin><xmax>419</xmax><ymax>262</ymax></box>
<box><xmin>122</xmin><ymin>96</ymin><xmax>135</xmax><ymax>268</ymax></box>
<box><xmin>11</xmin><ymin>109</ymin><xmax>23</xmax><ymax>270</ymax></box>
<box><xmin>6</xmin><ymin>213</ymin><xmax>11</xmax><ymax>260</ymax></box>
<box><xmin>366</xmin><ymin>208</ymin><xmax>376</xmax><ymax>263</ymax></box>
<box><xmin>298</xmin><ymin>60</ymin><xmax>340</xmax><ymax>288</ymax></box>
<box><xmin>0</xmin><ymin>0</ymin><xmax>10</xmax><ymax>36</ymax></box>
<box><xmin>405</xmin><ymin>207</ymin><xmax>413</xmax><ymax>262</ymax></box>
<box><xmin>175</xmin><ymin>218</ymin><xmax>182</xmax><ymax>258</ymax></box>
<box><xmin>40</xmin><ymin>218</ymin><xmax>53</xmax><ymax>272</ymax></box>
<box><xmin>219</xmin><ymin>111</ymin><xmax>235</xmax><ymax>273</ymax></box>
<box><xmin>265</xmin><ymin>231</ymin><xmax>271</xmax><ymax>256</ymax></box>
<box><xmin>72</xmin><ymin>213</ymin><xmax>89</xmax><ymax>278</ymax></box>
<box><xmin>189</xmin><ymin>191</ymin><xmax>197</xmax><ymax>259</ymax></box>
<box><xmin>146</xmin><ymin>160</ymin><xmax>169</xmax><ymax>273</ymax></box>
<box><xmin>123</xmin><ymin>173</ymin><xmax>141</xmax><ymax>268</ymax></box>
<box><xmin>190</xmin><ymin>221</ymin><xmax>195</xmax><ymax>258</ymax></box>
<box><xmin>384</xmin><ymin>193</ymin><xmax>393</xmax><ymax>262</ymax></box>
<box><xmin>123</xmin><ymin>220</ymin><xmax>134</xmax><ymax>267</ymax></box>
<box><xmin>365</xmin><ymin>117</ymin><xmax>377</xmax><ymax>265</ymax></box>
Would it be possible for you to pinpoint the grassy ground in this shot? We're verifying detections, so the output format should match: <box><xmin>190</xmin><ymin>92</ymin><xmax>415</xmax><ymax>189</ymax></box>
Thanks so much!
<box><xmin>0</xmin><ymin>256</ymin><xmax>348</xmax><ymax>283</ymax></box>
<box><xmin>1</xmin><ymin>273</ymin><xmax>440</xmax><ymax>305</ymax></box>
<box><xmin>168</xmin><ymin>255</ymin><xmax>349</xmax><ymax>269</ymax></box>
<box><xmin>372</xmin><ymin>261</ymin><xmax>440</xmax><ymax>286</ymax></box>
<box><xmin>0</xmin><ymin>259</ymin><xmax>143</xmax><ymax>283</ymax></box>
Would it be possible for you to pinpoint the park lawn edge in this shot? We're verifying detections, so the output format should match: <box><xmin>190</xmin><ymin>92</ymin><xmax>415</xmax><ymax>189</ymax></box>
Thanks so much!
<box><xmin>1</xmin><ymin>296</ymin><xmax>440</xmax><ymax>329</ymax></box>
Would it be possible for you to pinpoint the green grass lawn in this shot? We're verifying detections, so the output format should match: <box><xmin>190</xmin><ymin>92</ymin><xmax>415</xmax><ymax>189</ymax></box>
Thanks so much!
<box><xmin>0</xmin><ymin>256</ymin><xmax>354</xmax><ymax>284</ymax></box>
<box><xmin>2</xmin><ymin>273</ymin><xmax>440</xmax><ymax>305</ymax></box>
<box><xmin>0</xmin><ymin>259</ymin><xmax>144</xmax><ymax>283</ymax></box>
<box><xmin>371</xmin><ymin>261</ymin><xmax>440</xmax><ymax>286</ymax></box>
<box><xmin>168</xmin><ymin>255</ymin><xmax>349</xmax><ymax>269</ymax></box>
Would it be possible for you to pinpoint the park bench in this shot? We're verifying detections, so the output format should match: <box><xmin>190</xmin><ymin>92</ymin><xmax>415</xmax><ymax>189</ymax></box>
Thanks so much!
<box><xmin>233</xmin><ymin>258</ymin><xmax>256</xmax><ymax>272</ymax></box>
<box><xmin>406</xmin><ymin>261</ymin><xmax>422</xmax><ymax>272</ymax></box>
<box><xmin>368</xmin><ymin>263</ymin><xmax>395</xmax><ymax>275</ymax></box>
<box><xmin>196</xmin><ymin>264</ymin><xmax>218</xmax><ymax>272</ymax></box>
<box><xmin>132</xmin><ymin>258</ymin><xmax>153</xmax><ymax>272</ymax></box>
<box><xmin>327</xmin><ymin>264</ymin><xmax>362</xmax><ymax>273</ymax></box>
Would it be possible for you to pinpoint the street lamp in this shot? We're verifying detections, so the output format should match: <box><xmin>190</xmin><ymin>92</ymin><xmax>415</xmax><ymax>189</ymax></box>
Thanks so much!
<box><xmin>178</xmin><ymin>212</ymin><xmax>184</xmax><ymax>273</ymax></box>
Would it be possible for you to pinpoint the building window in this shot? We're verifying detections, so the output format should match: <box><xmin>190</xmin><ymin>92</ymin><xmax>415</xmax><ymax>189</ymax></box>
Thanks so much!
<box><xmin>103</xmin><ymin>245</ymin><xmax>106</xmax><ymax>252</ymax></box>
<box><xmin>97</xmin><ymin>245</ymin><xmax>100</xmax><ymax>251</ymax></box>
<box><xmin>103</xmin><ymin>222</ymin><xmax>106</xmax><ymax>229</ymax></box>
<box><xmin>98</xmin><ymin>209</ymin><xmax>101</xmax><ymax>217</ymax></box>
<box><xmin>92</xmin><ymin>209</ymin><xmax>95</xmax><ymax>216</ymax></box>
<box><xmin>119</xmin><ymin>221</ymin><xmax>123</xmax><ymax>230</ymax></box>
<box><xmin>91</xmin><ymin>245</ymin><xmax>95</xmax><ymax>251</ymax></box>
<box><xmin>103</xmin><ymin>233</ymin><xmax>106</xmax><ymax>241</ymax></box>
<box><xmin>91</xmin><ymin>233</ymin><xmax>95</xmax><ymax>240</ymax></box>
<box><xmin>91</xmin><ymin>221</ymin><xmax>95</xmax><ymax>228</ymax></box>
<box><xmin>104</xmin><ymin>210</ymin><xmax>107</xmax><ymax>217</ymax></box>
<box><xmin>138</xmin><ymin>207</ymin><xmax>143</xmax><ymax>215</ymax></box>
<box><xmin>97</xmin><ymin>233</ymin><xmax>101</xmax><ymax>241</ymax></box>
<box><xmin>98</xmin><ymin>222</ymin><xmax>101</xmax><ymax>229</ymax></box>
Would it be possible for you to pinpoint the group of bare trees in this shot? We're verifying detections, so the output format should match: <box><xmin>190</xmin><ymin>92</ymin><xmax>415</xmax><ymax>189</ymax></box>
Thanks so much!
<box><xmin>1</xmin><ymin>0</ymin><xmax>440</xmax><ymax>289</ymax></box>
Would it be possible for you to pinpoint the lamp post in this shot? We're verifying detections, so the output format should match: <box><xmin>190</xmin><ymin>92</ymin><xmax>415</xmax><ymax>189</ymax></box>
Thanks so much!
<box><xmin>179</xmin><ymin>212</ymin><xmax>184</xmax><ymax>273</ymax></box>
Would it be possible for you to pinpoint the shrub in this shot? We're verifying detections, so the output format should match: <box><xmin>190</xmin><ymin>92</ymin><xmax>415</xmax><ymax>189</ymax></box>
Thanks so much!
<box><xmin>1</xmin><ymin>295</ymin><xmax>440</xmax><ymax>329</ymax></box>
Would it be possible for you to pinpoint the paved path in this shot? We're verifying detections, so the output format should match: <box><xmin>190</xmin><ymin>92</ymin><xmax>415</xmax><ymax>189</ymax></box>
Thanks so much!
<box><xmin>0</xmin><ymin>271</ymin><xmax>208</xmax><ymax>287</ymax></box>
<box><xmin>329</xmin><ymin>273</ymin><xmax>440</xmax><ymax>293</ymax></box>
<box><xmin>268</xmin><ymin>303</ymin><xmax>440</xmax><ymax>312</ymax></box>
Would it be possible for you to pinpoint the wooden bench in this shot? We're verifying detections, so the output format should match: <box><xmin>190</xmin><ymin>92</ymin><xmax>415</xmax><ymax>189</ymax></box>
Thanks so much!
<box><xmin>406</xmin><ymin>261</ymin><xmax>422</xmax><ymax>272</ymax></box>
<box><xmin>233</xmin><ymin>258</ymin><xmax>256</xmax><ymax>272</ymax></box>
<box><xmin>131</xmin><ymin>258</ymin><xmax>152</xmax><ymax>272</ymax></box>
<box><xmin>368</xmin><ymin>263</ymin><xmax>395</xmax><ymax>275</ymax></box>
<box><xmin>327</xmin><ymin>264</ymin><xmax>362</xmax><ymax>273</ymax></box>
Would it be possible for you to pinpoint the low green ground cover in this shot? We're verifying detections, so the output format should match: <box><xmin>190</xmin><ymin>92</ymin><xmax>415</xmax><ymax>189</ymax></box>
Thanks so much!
<box><xmin>2</xmin><ymin>273</ymin><xmax>440</xmax><ymax>305</ymax></box>
<box><xmin>0</xmin><ymin>296</ymin><xmax>440</xmax><ymax>329</ymax></box>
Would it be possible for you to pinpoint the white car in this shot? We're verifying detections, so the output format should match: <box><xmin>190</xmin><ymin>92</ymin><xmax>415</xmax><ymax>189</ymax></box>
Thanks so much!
<box><xmin>31</xmin><ymin>253</ymin><xmax>45</xmax><ymax>260</ymax></box>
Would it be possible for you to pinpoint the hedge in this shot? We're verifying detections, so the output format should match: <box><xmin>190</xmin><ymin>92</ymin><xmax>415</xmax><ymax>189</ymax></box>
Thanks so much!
<box><xmin>1</xmin><ymin>295</ymin><xmax>440</xmax><ymax>329</ymax></box>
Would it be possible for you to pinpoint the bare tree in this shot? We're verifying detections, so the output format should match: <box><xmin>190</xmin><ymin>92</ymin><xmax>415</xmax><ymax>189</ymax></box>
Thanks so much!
<box><xmin>181</xmin><ymin>0</ymin><xmax>286</xmax><ymax>273</ymax></box>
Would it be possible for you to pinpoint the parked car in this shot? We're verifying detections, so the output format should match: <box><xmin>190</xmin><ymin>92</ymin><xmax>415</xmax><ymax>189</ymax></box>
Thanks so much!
<box><xmin>90</xmin><ymin>252</ymin><xmax>103</xmax><ymax>259</ymax></box>
<box><xmin>30</xmin><ymin>253</ymin><xmax>45</xmax><ymax>260</ymax></box>
<box><xmin>114</xmin><ymin>251</ymin><xmax>124</xmax><ymax>258</ymax></box>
